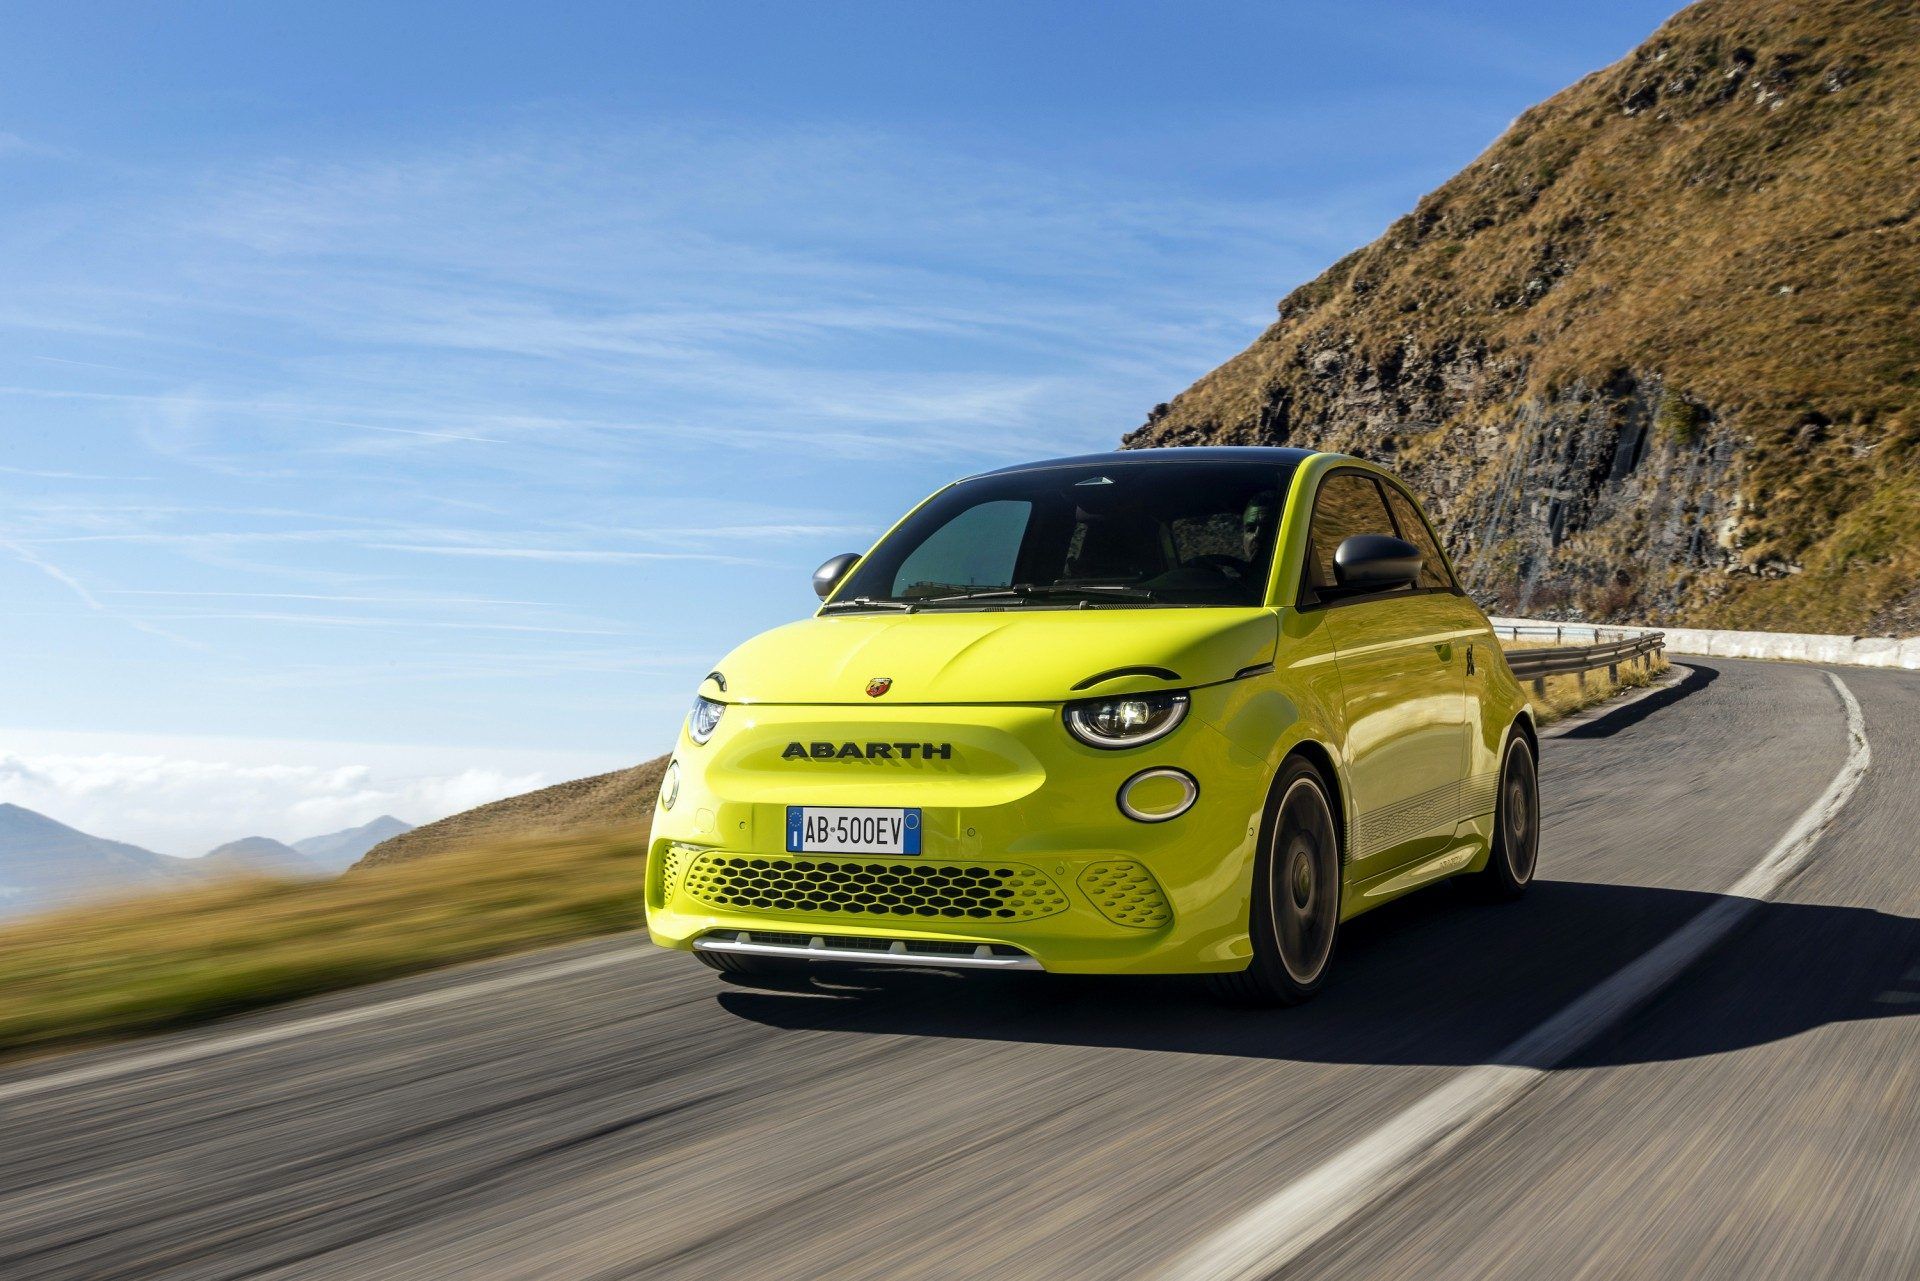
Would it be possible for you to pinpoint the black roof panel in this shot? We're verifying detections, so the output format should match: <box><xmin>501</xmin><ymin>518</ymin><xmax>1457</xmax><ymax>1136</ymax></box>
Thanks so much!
<box><xmin>972</xmin><ymin>445</ymin><xmax>1320</xmax><ymax>478</ymax></box>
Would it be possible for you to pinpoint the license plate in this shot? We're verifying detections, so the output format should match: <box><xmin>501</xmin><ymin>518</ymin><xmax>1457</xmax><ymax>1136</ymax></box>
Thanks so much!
<box><xmin>785</xmin><ymin>806</ymin><xmax>922</xmax><ymax>855</ymax></box>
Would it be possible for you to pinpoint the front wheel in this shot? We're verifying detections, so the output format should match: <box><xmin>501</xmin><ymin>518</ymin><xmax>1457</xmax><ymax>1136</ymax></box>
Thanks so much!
<box><xmin>1466</xmin><ymin>732</ymin><xmax>1539</xmax><ymax>901</ymax></box>
<box><xmin>1210</xmin><ymin>757</ymin><xmax>1342</xmax><ymax>1006</ymax></box>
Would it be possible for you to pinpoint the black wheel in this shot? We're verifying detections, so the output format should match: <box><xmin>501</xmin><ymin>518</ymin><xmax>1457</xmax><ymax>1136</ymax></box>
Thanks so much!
<box><xmin>1210</xmin><ymin>757</ymin><xmax>1342</xmax><ymax>1006</ymax></box>
<box><xmin>1467</xmin><ymin>732</ymin><xmax>1539</xmax><ymax>901</ymax></box>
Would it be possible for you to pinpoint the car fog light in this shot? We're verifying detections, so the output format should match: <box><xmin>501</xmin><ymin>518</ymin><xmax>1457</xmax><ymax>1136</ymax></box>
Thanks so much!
<box><xmin>660</xmin><ymin>760</ymin><xmax>681</xmax><ymax>811</ymax></box>
<box><xmin>1117</xmin><ymin>767</ymin><xmax>1197</xmax><ymax>823</ymax></box>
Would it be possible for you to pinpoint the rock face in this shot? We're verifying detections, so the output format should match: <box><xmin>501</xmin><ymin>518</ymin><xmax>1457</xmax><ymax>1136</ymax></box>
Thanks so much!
<box><xmin>1127</xmin><ymin>0</ymin><xmax>1920</xmax><ymax>632</ymax></box>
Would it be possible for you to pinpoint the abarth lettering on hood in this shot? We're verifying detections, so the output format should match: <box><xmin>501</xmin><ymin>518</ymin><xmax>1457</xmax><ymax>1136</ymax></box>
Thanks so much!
<box><xmin>780</xmin><ymin>741</ymin><xmax>955</xmax><ymax>761</ymax></box>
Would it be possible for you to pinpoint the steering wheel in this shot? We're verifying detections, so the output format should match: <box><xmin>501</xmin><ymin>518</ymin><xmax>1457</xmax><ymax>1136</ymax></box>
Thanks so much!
<box><xmin>1186</xmin><ymin>553</ymin><xmax>1250</xmax><ymax>580</ymax></box>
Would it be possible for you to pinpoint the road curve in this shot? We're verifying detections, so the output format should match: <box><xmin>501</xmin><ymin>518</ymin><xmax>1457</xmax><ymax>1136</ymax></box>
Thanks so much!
<box><xmin>1</xmin><ymin>657</ymin><xmax>1916</xmax><ymax>1281</ymax></box>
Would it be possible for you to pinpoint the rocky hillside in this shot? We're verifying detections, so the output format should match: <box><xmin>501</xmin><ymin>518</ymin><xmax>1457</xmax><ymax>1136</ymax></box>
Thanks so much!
<box><xmin>355</xmin><ymin>758</ymin><xmax>665</xmax><ymax>869</ymax></box>
<box><xmin>1128</xmin><ymin>0</ymin><xmax>1920</xmax><ymax>632</ymax></box>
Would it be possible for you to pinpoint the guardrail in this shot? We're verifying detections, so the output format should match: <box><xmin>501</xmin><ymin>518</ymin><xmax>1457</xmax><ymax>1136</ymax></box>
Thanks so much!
<box><xmin>1494</xmin><ymin>627</ymin><xmax>1666</xmax><ymax>695</ymax></box>
<box><xmin>1491</xmin><ymin>622</ymin><xmax>1643</xmax><ymax>645</ymax></box>
<box><xmin>1492</xmin><ymin>615</ymin><xmax>1920</xmax><ymax>671</ymax></box>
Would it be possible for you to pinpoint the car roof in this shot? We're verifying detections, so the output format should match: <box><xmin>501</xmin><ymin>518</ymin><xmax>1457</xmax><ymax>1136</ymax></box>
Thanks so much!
<box><xmin>968</xmin><ymin>446</ymin><xmax>1322</xmax><ymax>480</ymax></box>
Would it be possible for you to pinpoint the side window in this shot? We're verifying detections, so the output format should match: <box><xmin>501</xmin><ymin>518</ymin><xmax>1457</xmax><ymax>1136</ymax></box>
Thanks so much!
<box><xmin>892</xmin><ymin>500</ymin><xmax>1031</xmax><ymax>597</ymax></box>
<box><xmin>1383</xmin><ymin>485</ymin><xmax>1456</xmax><ymax>590</ymax></box>
<box><xmin>1303</xmin><ymin>473</ymin><xmax>1396</xmax><ymax>602</ymax></box>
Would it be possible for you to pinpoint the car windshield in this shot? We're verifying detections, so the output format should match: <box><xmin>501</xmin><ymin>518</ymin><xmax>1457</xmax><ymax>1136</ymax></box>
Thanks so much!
<box><xmin>829</xmin><ymin>460</ymin><xmax>1295</xmax><ymax>610</ymax></box>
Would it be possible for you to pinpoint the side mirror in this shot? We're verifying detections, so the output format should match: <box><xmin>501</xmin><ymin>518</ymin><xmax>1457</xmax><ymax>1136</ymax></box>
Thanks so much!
<box><xmin>1333</xmin><ymin>534</ymin><xmax>1421</xmax><ymax>593</ymax></box>
<box><xmin>812</xmin><ymin>552</ymin><xmax>862</xmax><ymax>599</ymax></box>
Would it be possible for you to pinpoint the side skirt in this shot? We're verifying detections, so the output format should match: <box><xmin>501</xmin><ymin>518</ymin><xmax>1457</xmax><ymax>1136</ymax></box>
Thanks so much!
<box><xmin>1344</xmin><ymin>818</ymin><xmax>1494</xmax><ymax>915</ymax></box>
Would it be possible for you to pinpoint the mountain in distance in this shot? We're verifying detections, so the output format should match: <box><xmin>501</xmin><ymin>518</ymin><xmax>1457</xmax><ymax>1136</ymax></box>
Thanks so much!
<box><xmin>197</xmin><ymin>836</ymin><xmax>324</xmax><ymax>879</ymax></box>
<box><xmin>0</xmin><ymin>802</ymin><xmax>199</xmax><ymax>917</ymax></box>
<box><xmin>356</xmin><ymin>760</ymin><xmax>663</xmax><ymax>869</ymax></box>
<box><xmin>292</xmin><ymin>815</ymin><xmax>413</xmax><ymax>872</ymax></box>
<box><xmin>1128</xmin><ymin>0</ymin><xmax>1920</xmax><ymax>634</ymax></box>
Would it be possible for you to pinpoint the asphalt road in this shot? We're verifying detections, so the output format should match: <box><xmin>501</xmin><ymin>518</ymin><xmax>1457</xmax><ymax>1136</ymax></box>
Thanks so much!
<box><xmin>2</xmin><ymin>656</ymin><xmax>1916</xmax><ymax>1280</ymax></box>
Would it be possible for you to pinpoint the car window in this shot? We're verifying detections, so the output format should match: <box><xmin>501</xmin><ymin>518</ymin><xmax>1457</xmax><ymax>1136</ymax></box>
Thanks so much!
<box><xmin>835</xmin><ymin>461</ymin><xmax>1295</xmax><ymax>609</ymax></box>
<box><xmin>1303</xmin><ymin>472</ymin><xmax>1398</xmax><ymax>602</ymax></box>
<box><xmin>891</xmin><ymin>499</ymin><xmax>1031</xmax><ymax>597</ymax></box>
<box><xmin>1382</xmin><ymin>485</ymin><xmax>1456</xmax><ymax>590</ymax></box>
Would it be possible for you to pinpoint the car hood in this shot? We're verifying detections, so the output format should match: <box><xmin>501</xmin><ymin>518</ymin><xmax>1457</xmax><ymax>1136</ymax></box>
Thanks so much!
<box><xmin>707</xmin><ymin>608</ymin><xmax>1278</xmax><ymax>705</ymax></box>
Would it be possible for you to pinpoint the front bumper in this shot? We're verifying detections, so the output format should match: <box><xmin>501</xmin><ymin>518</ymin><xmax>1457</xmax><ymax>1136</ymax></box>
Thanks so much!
<box><xmin>644</xmin><ymin>696</ymin><xmax>1272</xmax><ymax>974</ymax></box>
<box><xmin>694</xmin><ymin>929</ymin><xmax>1042</xmax><ymax>970</ymax></box>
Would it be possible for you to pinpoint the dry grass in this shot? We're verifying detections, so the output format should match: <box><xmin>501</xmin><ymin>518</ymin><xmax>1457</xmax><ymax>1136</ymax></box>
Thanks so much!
<box><xmin>0</xmin><ymin>825</ymin><xmax>649</xmax><ymax>1060</ymax></box>
<box><xmin>1504</xmin><ymin>643</ymin><xmax>1671</xmax><ymax>724</ymax></box>
<box><xmin>356</xmin><ymin>758</ymin><xmax>666</xmax><ymax>868</ymax></box>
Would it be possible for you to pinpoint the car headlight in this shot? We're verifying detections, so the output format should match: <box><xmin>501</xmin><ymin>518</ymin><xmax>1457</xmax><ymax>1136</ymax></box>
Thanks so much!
<box><xmin>1063</xmin><ymin>690</ymin><xmax>1190</xmax><ymax>749</ymax></box>
<box><xmin>688</xmin><ymin>695</ymin><xmax>724</xmax><ymax>745</ymax></box>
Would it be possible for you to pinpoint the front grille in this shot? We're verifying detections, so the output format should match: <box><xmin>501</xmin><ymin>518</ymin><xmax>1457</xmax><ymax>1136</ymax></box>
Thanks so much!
<box><xmin>1078</xmin><ymin>860</ymin><xmax>1172</xmax><ymax>929</ymax></box>
<box><xmin>682</xmin><ymin>854</ymin><xmax>1069</xmax><ymax>921</ymax></box>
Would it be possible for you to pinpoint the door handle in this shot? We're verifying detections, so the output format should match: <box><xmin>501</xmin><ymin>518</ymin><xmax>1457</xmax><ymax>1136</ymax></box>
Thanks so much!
<box><xmin>1467</xmin><ymin>642</ymin><xmax>1476</xmax><ymax>675</ymax></box>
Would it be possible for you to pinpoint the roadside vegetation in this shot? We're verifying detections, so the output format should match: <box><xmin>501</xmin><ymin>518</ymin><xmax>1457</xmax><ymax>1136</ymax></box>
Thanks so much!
<box><xmin>0</xmin><ymin>827</ymin><xmax>648</xmax><ymax>1060</ymax></box>
<box><xmin>1505</xmin><ymin>642</ymin><xmax>1671</xmax><ymax>724</ymax></box>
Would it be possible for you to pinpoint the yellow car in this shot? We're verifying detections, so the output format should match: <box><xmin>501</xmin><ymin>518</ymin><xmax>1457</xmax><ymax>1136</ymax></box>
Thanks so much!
<box><xmin>647</xmin><ymin>447</ymin><xmax>1536</xmax><ymax>1003</ymax></box>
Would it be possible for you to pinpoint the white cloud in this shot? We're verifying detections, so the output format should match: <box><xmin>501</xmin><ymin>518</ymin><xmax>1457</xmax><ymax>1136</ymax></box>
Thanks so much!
<box><xmin>0</xmin><ymin>728</ymin><xmax>627</xmax><ymax>856</ymax></box>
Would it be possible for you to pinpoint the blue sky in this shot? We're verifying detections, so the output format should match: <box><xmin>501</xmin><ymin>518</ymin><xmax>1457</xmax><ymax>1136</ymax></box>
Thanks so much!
<box><xmin>0</xmin><ymin>0</ymin><xmax>1682</xmax><ymax>852</ymax></box>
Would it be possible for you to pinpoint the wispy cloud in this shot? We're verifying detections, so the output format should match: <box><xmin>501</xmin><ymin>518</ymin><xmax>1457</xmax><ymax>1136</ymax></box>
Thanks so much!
<box><xmin>365</xmin><ymin>544</ymin><xmax>761</xmax><ymax>565</ymax></box>
<box><xmin>104</xmin><ymin>589</ymin><xmax>554</xmax><ymax>606</ymax></box>
<box><xmin>0</xmin><ymin>464</ymin><xmax>156</xmax><ymax>481</ymax></box>
<box><xmin>0</xmin><ymin>111</ymin><xmax>1344</xmax><ymax>774</ymax></box>
<box><xmin>1</xmin><ymin>538</ymin><xmax>207</xmax><ymax>650</ymax></box>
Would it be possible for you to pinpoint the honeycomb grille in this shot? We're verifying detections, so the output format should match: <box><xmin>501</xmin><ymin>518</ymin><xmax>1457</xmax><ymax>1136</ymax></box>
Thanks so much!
<box><xmin>659</xmin><ymin>845</ymin><xmax>694</xmax><ymax>898</ymax></box>
<box><xmin>1078</xmin><ymin>861</ymin><xmax>1172</xmax><ymax>929</ymax></box>
<box><xmin>682</xmin><ymin>854</ymin><xmax>1068</xmax><ymax>921</ymax></box>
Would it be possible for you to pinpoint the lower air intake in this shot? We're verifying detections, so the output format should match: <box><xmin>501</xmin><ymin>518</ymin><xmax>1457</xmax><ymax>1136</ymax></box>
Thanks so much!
<box><xmin>682</xmin><ymin>854</ymin><xmax>1069</xmax><ymax>921</ymax></box>
<box><xmin>1078</xmin><ymin>860</ymin><xmax>1173</xmax><ymax>929</ymax></box>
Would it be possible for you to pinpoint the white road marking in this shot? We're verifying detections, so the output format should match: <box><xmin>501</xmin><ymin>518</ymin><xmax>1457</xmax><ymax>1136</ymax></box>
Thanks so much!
<box><xmin>1169</xmin><ymin>671</ymin><xmax>1871</xmax><ymax>1281</ymax></box>
<box><xmin>0</xmin><ymin>940</ymin><xmax>656</xmax><ymax>1107</ymax></box>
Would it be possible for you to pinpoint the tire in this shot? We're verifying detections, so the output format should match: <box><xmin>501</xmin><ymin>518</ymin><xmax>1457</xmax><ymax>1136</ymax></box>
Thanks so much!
<box><xmin>1466</xmin><ymin>731</ymin><xmax>1539</xmax><ymax>902</ymax></box>
<box><xmin>1210</xmin><ymin>757</ymin><xmax>1343</xmax><ymax>1006</ymax></box>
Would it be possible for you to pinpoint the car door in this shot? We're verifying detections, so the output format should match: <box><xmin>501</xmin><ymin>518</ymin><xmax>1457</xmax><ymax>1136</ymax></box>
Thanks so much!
<box><xmin>1377</xmin><ymin>478</ymin><xmax>1502</xmax><ymax>829</ymax></box>
<box><xmin>1301</xmin><ymin>471</ymin><xmax>1469</xmax><ymax>881</ymax></box>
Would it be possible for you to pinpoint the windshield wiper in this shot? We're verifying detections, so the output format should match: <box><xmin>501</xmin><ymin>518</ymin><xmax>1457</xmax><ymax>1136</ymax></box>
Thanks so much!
<box><xmin>819</xmin><ymin>596</ymin><xmax>918</xmax><ymax>613</ymax></box>
<box><xmin>916</xmin><ymin>583</ymin><xmax>1159</xmax><ymax>605</ymax></box>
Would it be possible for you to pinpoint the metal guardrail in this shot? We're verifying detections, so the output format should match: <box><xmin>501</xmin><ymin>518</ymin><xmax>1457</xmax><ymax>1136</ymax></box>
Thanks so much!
<box><xmin>1491</xmin><ymin>622</ymin><xmax>1645</xmax><ymax>645</ymax></box>
<box><xmin>1496</xmin><ymin>629</ymin><xmax>1667</xmax><ymax>693</ymax></box>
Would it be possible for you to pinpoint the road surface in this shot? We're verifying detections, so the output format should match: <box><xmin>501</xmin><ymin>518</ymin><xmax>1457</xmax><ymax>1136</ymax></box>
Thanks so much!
<box><xmin>2</xmin><ymin>656</ymin><xmax>1915</xmax><ymax>1280</ymax></box>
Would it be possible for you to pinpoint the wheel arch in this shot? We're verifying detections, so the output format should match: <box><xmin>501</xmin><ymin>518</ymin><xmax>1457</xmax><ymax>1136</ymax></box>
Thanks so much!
<box><xmin>1274</xmin><ymin>737</ymin><xmax>1348</xmax><ymax>866</ymax></box>
<box><xmin>1510</xmin><ymin>707</ymin><xmax>1539</xmax><ymax>759</ymax></box>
